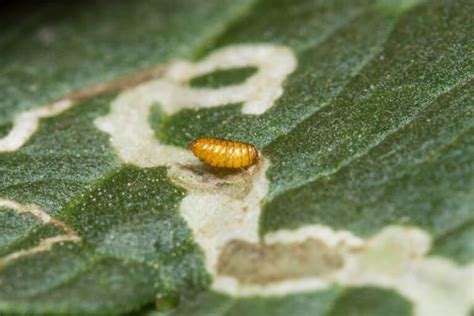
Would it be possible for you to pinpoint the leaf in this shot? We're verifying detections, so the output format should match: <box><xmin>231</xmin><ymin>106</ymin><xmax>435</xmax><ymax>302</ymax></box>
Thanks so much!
<box><xmin>0</xmin><ymin>0</ymin><xmax>473</xmax><ymax>315</ymax></box>
<box><xmin>148</xmin><ymin>287</ymin><xmax>412</xmax><ymax>316</ymax></box>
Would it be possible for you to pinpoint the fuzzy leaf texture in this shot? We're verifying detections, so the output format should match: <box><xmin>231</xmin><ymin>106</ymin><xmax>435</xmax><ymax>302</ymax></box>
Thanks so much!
<box><xmin>0</xmin><ymin>1</ymin><xmax>472</xmax><ymax>316</ymax></box>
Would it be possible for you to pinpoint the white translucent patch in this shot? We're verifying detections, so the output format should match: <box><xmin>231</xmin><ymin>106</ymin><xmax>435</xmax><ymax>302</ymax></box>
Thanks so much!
<box><xmin>168</xmin><ymin>160</ymin><xmax>269</xmax><ymax>276</ymax></box>
<box><xmin>94</xmin><ymin>44</ymin><xmax>296</xmax><ymax>167</ymax></box>
<box><xmin>0</xmin><ymin>100</ymin><xmax>72</xmax><ymax>152</ymax></box>
<box><xmin>94</xmin><ymin>80</ymin><xmax>194</xmax><ymax>167</ymax></box>
<box><xmin>0</xmin><ymin>45</ymin><xmax>294</xmax><ymax>154</ymax></box>
<box><xmin>265</xmin><ymin>223</ymin><xmax>364</xmax><ymax>248</ymax></box>
<box><xmin>215</xmin><ymin>225</ymin><xmax>474</xmax><ymax>316</ymax></box>
<box><xmin>164</xmin><ymin>45</ymin><xmax>296</xmax><ymax>115</ymax></box>
<box><xmin>0</xmin><ymin>199</ymin><xmax>80</xmax><ymax>268</ymax></box>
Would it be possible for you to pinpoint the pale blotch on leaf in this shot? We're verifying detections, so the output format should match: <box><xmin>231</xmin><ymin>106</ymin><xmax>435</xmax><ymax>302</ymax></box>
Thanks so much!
<box><xmin>167</xmin><ymin>158</ymin><xmax>269</xmax><ymax>280</ymax></box>
<box><xmin>214</xmin><ymin>225</ymin><xmax>474</xmax><ymax>316</ymax></box>
<box><xmin>0</xmin><ymin>100</ymin><xmax>72</xmax><ymax>152</ymax></box>
<box><xmin>217</xmin><ymin>238</ymin><xmax>343</xmax><ymax>284</ymax></box>
<box><xmin>94</xmin><ymin>44</ymin><xmax>296</xmax><ymax>167</ymax></box>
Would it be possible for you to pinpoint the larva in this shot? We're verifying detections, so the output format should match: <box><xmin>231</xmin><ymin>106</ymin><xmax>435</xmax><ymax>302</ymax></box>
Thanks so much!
<box><xmin>189</xmin><ymin>137</ymin><xmax>259</xmax><ymax>169</ymax></box>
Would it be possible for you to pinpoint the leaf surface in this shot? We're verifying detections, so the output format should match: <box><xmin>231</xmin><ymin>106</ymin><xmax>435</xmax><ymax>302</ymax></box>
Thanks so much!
<box><xmin>0</xmin><ymin>0</ymin><xmax>472</xmax><ymax>315</ymax></box>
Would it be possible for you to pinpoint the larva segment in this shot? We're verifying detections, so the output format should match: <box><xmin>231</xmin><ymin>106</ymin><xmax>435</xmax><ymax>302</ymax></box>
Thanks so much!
<box><xmin>189</xmin><ymin>137</ymin><xmax>259</xmax><ymax>169</ymax></box>
<box><xmin>233</xmin><ymin>143</ymin><xmax>242</xmax><ymax>169</ymax></box>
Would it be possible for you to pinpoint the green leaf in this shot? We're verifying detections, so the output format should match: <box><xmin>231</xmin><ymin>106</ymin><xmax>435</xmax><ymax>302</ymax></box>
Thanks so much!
<box><xmin>0</xmin><ymin>0</ymin><xmax>472</xmax><ymax>315</ymax></box>
<box><xmin>148</xmin><ymin>287</ymin><xmax>412</xmax><ymax>316</ymax></box>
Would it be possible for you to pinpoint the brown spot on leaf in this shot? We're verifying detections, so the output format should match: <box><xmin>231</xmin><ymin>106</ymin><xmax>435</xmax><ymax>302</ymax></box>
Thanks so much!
<box><xmin>217</xmin><ymin>238</ymin><xmax>343</xmax><ymax>284</ymax></box>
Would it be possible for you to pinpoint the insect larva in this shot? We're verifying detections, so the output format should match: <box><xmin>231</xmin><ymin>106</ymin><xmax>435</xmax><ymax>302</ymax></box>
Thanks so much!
<box><xmin>189</xmin><ymin>137</ymin><xmax>259</xmax><ymax>169</ymax></box>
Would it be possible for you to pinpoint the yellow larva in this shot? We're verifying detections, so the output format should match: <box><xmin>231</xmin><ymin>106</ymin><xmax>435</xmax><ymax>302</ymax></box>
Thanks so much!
<box><xmin>189</xmin><ymin>137</ymin><xmax>259</xmax><ymax>169</ymax></box>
